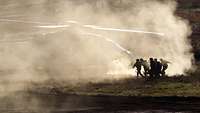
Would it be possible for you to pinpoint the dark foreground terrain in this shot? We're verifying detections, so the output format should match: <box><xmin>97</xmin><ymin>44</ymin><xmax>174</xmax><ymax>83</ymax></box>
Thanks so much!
<box><xmin>17</xmin><ymin>68</ymin><xmax>200</xmax><ymax>113</ymax></box>
<box><xmin>2</xmin><ymin>92</ymin><xmax>200</xmax><ymax>113</ymax></box>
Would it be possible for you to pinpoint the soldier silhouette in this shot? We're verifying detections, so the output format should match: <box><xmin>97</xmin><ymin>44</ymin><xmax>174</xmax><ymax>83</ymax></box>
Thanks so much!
<box><xmin>132</xmin><ymin>59</ymin><xmax>143</xmax><ymax>78</ymax></box>
<box><xmin>160</xmin><ymin>58</ymin><xmax>170</xmax><ymax>76</ymax></box>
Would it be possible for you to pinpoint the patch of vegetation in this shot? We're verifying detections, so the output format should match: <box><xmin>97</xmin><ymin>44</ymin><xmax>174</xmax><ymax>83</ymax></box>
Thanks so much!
<box><xmin>61</xmin><ymin>76</ymin><xmax>200</xmax><ymax>97</ymax></box>
<box><xmin>27</xmin><ymin>66</ymin><xmax>200</xmax><ymax>97</ymax></box>
<box><xmin>177</xmin><ymin>0</ymin><xmax>200</xmax><ymax>10</ymax></box>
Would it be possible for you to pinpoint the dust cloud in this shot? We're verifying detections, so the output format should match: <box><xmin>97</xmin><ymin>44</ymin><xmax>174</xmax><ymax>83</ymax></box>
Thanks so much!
<box><xmin>0</xmin><ymin>0</ymin><xmax>193</xmax><ymax>91</ymax></box>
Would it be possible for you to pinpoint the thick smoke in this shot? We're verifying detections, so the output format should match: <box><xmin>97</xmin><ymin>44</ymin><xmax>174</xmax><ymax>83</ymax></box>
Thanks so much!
<box><xmin>0</xmin><ymin>0</ymin><xmax>193</xmax><ymax>90</ymax></box>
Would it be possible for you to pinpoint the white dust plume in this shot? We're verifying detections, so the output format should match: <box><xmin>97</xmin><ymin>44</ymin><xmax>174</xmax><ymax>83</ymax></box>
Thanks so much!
<box><xmin>0</xmin><ymin>0</ymin><xmax>193</xmax><ymax>92</ymax></box>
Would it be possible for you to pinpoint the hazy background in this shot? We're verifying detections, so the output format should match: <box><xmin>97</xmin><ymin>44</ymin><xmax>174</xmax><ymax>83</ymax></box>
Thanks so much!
<box><xmin>0</xmin><ymin>0</ymin><xmax>193</xmax><ymax>92</ymax></box>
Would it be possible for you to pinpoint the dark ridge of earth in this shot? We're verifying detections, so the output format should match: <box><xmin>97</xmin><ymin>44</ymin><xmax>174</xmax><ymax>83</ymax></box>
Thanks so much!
<box><xmin>47</xmin><ymin>94</ymin><xmax>200</xmax><ymax>112</ymax></box>
<box><xmin>3</xmin><ymin>92</ymin><xmax>200</xmax><ymax>113</ymax></box>
<box><xmin>177</xmin><ymin>0</ymin><xmax>200</xmax><ymax>4</ymax></box>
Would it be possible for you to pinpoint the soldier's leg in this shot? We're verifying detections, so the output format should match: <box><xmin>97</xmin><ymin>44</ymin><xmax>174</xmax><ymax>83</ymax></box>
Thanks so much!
<box><xmin>155</xmin><ymin>71</ymin><xmax>158</xmax><ymax>78</ymax></box>
<box><xmin>144</xmin><ymin>69</ymin><xmax>150</xmax><ymax>77</ymax></box>
<box><xmin>149</xmin><ymin>70</ymin><xmax>153</xmax><ymax>78</ymax></box>
<box><xmin>163</xmin><ymin>68</ymin><xmax>167</xmax><ymax>76</ymax></box>
<box><xmin>138</xmin><ymin>68</ymin><xmax>142</xmax><ymax>76</ymax></box>
<box><xmin>162</xmin><ymin>67</ymin><xmax>167</xmax><ymax>76</ymax></box>
<box><xmin>139</xmin><ymin>69</ymin><xmax>145</xmax><ymax>78</ymax></box>
<box><xmin>152</xmin><ymin>70</ymin><xmax>156</xmax><ymax>79</ymax></box>
<box><xmin>136</xmin><ymin>69</ymin><xmax>139</xmax><ymax>78</ymax></box>
<box><xmin>144</xmin><ymin>70</ymin><xmax>147</xmax><ymax>77</ymax></box>
<box><xmin>137</xmin><ymin>71</ymin><xmax>139</xmax><ymax>78</ymax></box>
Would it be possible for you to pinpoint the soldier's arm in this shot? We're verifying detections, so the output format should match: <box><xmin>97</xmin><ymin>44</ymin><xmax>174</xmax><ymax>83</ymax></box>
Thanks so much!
<box><xmin>133</xmin><ymin>63</ymin><xmax>136</xmax><ymax>68</ymax></box>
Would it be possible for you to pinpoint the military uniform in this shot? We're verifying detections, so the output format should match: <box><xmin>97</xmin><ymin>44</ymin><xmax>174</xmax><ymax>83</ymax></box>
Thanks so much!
<box><xmin>133</xmin><ymin>59</ymin><xmax>143</xmax><ymax>78</ymax></box>
<box><xmin>160</xmin><ymin>59</ymin><xmax>170</xmax><ymax>76</ymax></box>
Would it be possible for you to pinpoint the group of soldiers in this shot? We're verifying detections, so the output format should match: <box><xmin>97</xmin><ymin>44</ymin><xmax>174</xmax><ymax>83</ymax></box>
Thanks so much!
<box><xmin>132</xmin><ymin>58</ymin><xmax>170</xmax><ymax>79</ymax></box>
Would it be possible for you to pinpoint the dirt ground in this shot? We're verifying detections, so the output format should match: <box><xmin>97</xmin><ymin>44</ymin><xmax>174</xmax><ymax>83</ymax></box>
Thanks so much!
<box><xmin>1</xmin><ymin>92</ymin><xmax>200</xmax><ymax>113</ymax></box>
